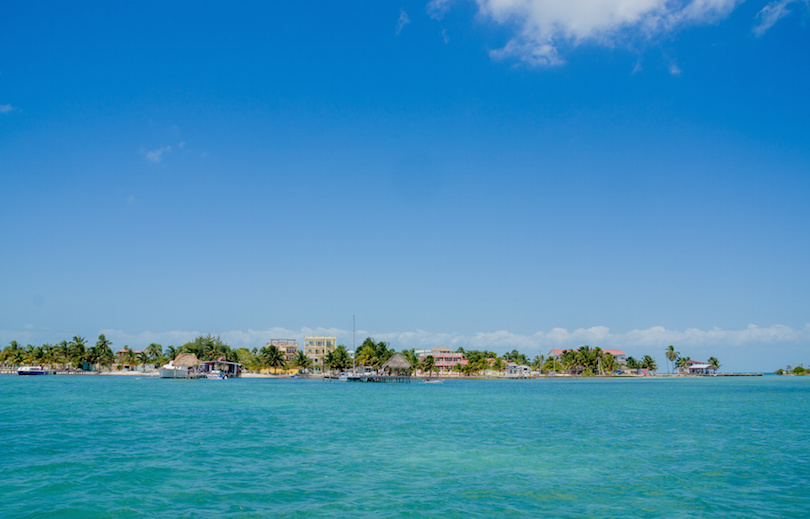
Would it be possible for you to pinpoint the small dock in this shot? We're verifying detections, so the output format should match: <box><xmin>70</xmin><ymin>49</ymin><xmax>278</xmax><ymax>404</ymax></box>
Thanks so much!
<box><xmin>347</xmin><ymin>374</ymin><xmax>411</xmax><ymax>383</ymax></box>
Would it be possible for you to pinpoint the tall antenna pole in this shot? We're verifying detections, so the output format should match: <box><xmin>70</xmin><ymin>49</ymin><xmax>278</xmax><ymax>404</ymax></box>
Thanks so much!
<box><xmin>353</xmin><ymin>315</ymin><xmax>356</xmax><ymax>371</ymax></box>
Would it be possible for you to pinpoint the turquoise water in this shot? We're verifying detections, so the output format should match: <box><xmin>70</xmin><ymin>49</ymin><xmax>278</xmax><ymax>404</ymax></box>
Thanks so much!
<box><xmin>1</xmin><ymin>376</ymin><xmax>809</xmax><ymax>518</ymax></box>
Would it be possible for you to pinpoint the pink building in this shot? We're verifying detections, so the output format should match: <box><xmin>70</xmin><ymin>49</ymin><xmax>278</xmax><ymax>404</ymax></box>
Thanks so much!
<box><xmin>420</xmin><ymin>346</ymin><xmax>466</xmax><ymax>373</ymax></box>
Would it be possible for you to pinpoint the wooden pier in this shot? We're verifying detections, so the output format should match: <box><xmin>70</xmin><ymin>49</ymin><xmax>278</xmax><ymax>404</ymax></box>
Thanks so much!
<box><xmin>347</xmin><ymin>374</ymin><xmax>411</xmax><ymax>383</ymax></box>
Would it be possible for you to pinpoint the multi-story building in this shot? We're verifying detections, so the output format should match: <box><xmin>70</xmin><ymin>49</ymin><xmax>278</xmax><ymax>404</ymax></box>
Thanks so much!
<box><xmin>267</xmin><ymin>339</ymin><xmax>298</xmax><ymax>363</ymax></box>
<box><xmin>419</xmin><ymin>346</ymin><xmax>465</xmax><ymax>373</ymax></box>
<box><xmin>304</xmin><ymin>336</ymin><xmax>337</xmax><ymax>371</ymax></box>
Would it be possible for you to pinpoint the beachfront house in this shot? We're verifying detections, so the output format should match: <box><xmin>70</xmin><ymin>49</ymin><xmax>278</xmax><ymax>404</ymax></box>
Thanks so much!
<box><xmin>419</xmin><ymin>346</ymin><xmax>465</xmax><ymax>374</ymax></box>
<box><xmin>505</xmin><ymin>363</ymin><xmax>531</xmax><ymax>378</ymax></box>
<box><xmin>115</xmin><ymin>349</ymin><xmax>149</xmax><ymax>371</ymax></box>
<box><xmin>680</xmin><ymin>360</ymin><xmax>715</xmax><ymax>375</ymax></box>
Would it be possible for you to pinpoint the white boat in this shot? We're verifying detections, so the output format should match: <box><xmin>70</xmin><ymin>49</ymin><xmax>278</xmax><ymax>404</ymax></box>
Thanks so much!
<box><xmin>159</xmin><ymin>360</ymin><xmax>191</xmax><ymax>379</ymax></box>
<box><xmin>206</xmin><ymin>369</ymin><xmax>227</xmax><ymax>380</ymax></box>
<box><xmin>423</xmin><ymin>378</ymin><xmax>444</xmax><ymax>384</ymax></box>
<box><xmin>18</xmin><ymin>366</ymin><xmax>48</xmax><ymax>376</ymax></box>
<box><xmin>200</xmin><ymin>359</ymin><xmax>242</xmax><ymax>379</ymax></box>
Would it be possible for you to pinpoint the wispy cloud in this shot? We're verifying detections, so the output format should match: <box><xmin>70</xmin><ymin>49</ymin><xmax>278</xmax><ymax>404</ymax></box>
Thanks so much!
<box><xmin>440</xmin><ymin>0</ymin><xmax>743</xmax><ymax>66</ymax></box>
<box><xmin>144</xmin><ymin>145</ymin><xmax>172</xmax><ymax>163</ymax></box>
<box><xmin>143</xmin><ymin>141</ymin><xmax>188</xmax><ymax>163</ymax></box>
<box><xmin>669</xmin><ymin>62</ymin><xmax>682</xmax><ymax>75</ymax></box>
<box><xmin>92</xmin><ymin>323</ymin><xmax>810</xmax><ymax>354</ymax></box>
<box><xmin>397</xmin><ymin>8</ymin><xmax>411</xmax><ymax>35</ymax></box>
<box><xmin>0</xmin><ymin>104</ymin><xmax>15</xmax><ymax>113</ymax></box>
<box><xmin>427</xmin><ymin>0</ymin><xmax>453</xmax><ymax>20</ymax></box>
<box><xmin>753</xmin><ymin>0</ymin><xmax>804</xmax><ymax>36</ymax></box>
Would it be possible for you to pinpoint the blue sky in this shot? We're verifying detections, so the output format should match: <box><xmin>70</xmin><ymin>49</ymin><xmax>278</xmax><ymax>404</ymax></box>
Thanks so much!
<box><xmin>2</xmin><ymin>0</ymin><xmax>809</xmax><ymax>371</ymax></box>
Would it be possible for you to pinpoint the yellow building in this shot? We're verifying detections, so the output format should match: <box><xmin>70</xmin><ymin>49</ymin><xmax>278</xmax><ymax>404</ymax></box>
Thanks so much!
<box><xmin>267</xmin><ymin>339</ymin><xmax>298</xmax><ymax>363</ymax></box>
<box><xmin>304</xmin><ymin>336</ymin><xmax>337</xmax><ymax>371</ymax></box>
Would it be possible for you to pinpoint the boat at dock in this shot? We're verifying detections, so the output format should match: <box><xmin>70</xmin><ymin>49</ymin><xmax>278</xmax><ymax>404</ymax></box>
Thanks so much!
<box><xmin>18</xmin><ymin>366</ymin><xmax>48</xmax><ymax>375</ymax></box>
<box><xmin>200</xmin><ymin>359</ymin><xmax>242</xmax><ymax>379</ymax></box>
<box><xmin>159</xmin><ymin>360</ymin><xmax>192</xmax><ymax>379</ymax></box>
<box><xmin>205</xmin><ymin>369</ymin><xmax>227</xmax><ymax>380</ymax></box>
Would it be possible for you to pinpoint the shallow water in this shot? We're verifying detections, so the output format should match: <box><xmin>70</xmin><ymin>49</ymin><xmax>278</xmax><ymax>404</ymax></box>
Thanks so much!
<box><xmin>1</xmin><ymin>376</ymin><xmax>808</xmax><ymax>518</ymax></box>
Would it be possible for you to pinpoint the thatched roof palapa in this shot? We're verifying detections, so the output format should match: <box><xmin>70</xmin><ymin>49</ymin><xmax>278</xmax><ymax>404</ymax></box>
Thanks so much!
<box><xmin>173</xmin><ymin>353</ymin><xmax>200</xmax><ymax>368</ymax></box>
<box><xmin>382</xmin><ymin>353</ymin><xmax>412</xmax><ymax>372</ymax></box>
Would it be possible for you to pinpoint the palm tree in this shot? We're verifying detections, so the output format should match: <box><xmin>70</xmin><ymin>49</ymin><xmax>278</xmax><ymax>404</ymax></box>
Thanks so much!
<box><xmin>675</xmin><ymin>356</ymin><xmax>692</xmax><ymax>373</ymax></box>
<box><xmin>602</xmin><ymin>353</ymin><xmax>616</xmax><ymax>373</ymax></box>
<box><xmin>707</xmin><ymin>357</ymin><xmax>720</xmax><ymax>373</ymax></box>
<box><xmin>260</xmin><ymin>345</ymin><xmax>286</xmax><ymax>373</ymax></box>
<box><xmin>665</xmin><ymin>345</ymin><xmax>678</xmax><ymax>375</ymax></box>
<box><xmin>355</xmin><ymin>338</ymin><xmax>393</xmax><ymax>369</ymax></box>
<box><xmin>491</xmin><ymin>357</ymin><xmax>506</xmax><ymax>376</ymax></box>
<box><xmin>146</xmin><ymin>343</ymin><xmax>162</xmax><ymax>358</ymax></box>
<box><xmin>137</xmin><ymin>351</ymin><xmax>151</xmax><ymax>370</ymax></box>
<box><xmin>293</xmin><ymin>351</ymin><xmax>313</xmax><ymax>373</ymax></box>
<box><xmin>121</xmin><ymin>347</ymin><xmax>138</xmax><ymax>370</ymax></box>
<box><xmin>401</xmin><ymin>349</ymin><xmax>421</xmax><ymax>371</ymax></box>
<box><xmin>641</xmin><ymin>355</ymin><xmax>658</xmax><ymax>373</ymax></box>
<box><xmin>69</xmin><ymin>335</ymin><xmax>88</xmax><ymax>369</ymax></box>
<box><xmin>333</xmin><ymin>345</ymin><xmax>352</xmax><ymax>371</ymax></box>
<box><xmin>93</xmin><ymin>334</ymin><xmax>114</xmax><ymax>371</ymax></box>
<box><xmin>423</xmin><ymin>355</ymin><xmax>436</xmax><ymax>378</ymax></box>
<box><xmin>56</xmin><ymin>340</ymin><xmax>70</xmax><ymax>369</ymax></box>
<box><xmin>2</xmin><ymin>340</ymin><xmax>23</xmax><ymax>369</ymax></box>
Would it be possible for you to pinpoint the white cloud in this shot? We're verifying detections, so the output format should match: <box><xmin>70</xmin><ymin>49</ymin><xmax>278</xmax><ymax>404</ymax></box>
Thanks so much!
<box><xmin>397</xmin><ymin>8</ymin><xmax>411</xmax><ymax>34</ymax></box>
<box><xmin>753</xmin><ymin>0</ymin><xmax>803</xmax><ymax>36</ymax></box>
<box><xmin>19</xmin><ymin>323</ymin><xmax>802</xmax><ymax>354</ymax></box>
<box><xmin>428</xmin><ymin>0</ymin><xmax>454</xmax><ymax>19</ymax></box>
<box><xmin>144</xmin><ymin>145</ymin><xmax>172</xmax><ymax>163</ymax></box>
<box><xmin>442</xmin><ymin>28</ymin><xmax>451</xmax><ymax>43</ymax></box>
<box><xmin>669</xmin><ymin>62</ymin><xmax>682</xmax><ymax>75</ymax></box>
<box><xmin>0</xmin><ymin>104</ymin><xmax>15</xmax><ymax>113</ymax></box>
<box><xmin>454</xmin><ymin>0</ymin><xmax>742</xmax><ymax>65</ymax></box>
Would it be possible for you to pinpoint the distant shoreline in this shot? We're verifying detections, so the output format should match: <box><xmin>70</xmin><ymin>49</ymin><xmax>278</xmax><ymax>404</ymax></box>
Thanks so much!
<box><xmin>0</xmin><ymin>369</ymin><xmax>766</xmax><ymax>378</ymax></box>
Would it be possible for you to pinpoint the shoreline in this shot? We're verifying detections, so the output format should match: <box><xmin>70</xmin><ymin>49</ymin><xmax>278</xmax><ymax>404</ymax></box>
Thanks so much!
<box><xmin>0</xmin><ymin>370</ymin><xmax>765</xmax><ymax>378</ymax></box>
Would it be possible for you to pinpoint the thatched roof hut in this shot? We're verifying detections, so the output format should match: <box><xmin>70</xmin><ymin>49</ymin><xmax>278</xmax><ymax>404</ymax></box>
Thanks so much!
<box><xmin>382</xmin><ymin>353</ymin><xmax>413</xmax><ymax>374</ymax></box>
<box><xmin>173</xmin><ymin>353</ymin><xmax>200</xmax><ymax>368</ymax></box>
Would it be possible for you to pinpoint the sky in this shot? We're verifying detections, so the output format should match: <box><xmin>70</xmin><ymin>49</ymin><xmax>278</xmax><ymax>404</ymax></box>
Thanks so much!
<box><xmin>1</xmin><ymin>0</ymin><xmax>809</xmax><ymax>371</ymax></box>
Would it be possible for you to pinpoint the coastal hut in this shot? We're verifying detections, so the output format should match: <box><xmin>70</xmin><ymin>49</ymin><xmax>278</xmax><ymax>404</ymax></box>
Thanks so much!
<box><xmin>173</xmin><ymin>353</ymin><xmax>200</xmax><ymax>368</ymax></box>
<box><xmin>381</xmin><ymin>353</ymin><xmax>413</xmax><ymax>376</ymax></box>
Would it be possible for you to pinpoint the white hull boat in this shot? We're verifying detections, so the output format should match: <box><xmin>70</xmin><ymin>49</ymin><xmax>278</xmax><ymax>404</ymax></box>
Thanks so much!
<box><xmin>18</xmin><ymin>366</ymin><xmax>48</xmax><ymax>375</ymax></box>
<box><xmin>206</xmin><ymin>369</ymin><xmax>227</xmax><ymax>380</ymax></box>
<box><xmin>159</xmin><ymin>361</ymin><xmax>191</xmax><ymax>379</ymax></box>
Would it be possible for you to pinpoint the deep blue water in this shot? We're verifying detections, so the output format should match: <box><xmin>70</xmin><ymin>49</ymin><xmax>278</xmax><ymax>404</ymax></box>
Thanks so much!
<box><xmin>1</xmin><ymin>375</ymin><xmax>809</xmax><ymax>518</ymax></box>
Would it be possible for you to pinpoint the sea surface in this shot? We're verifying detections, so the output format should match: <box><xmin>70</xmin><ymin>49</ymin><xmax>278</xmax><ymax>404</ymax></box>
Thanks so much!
<box><xmin>1</xmin><ymin>375</ymin><xmax>809</xmax><ymax>518</ymax></box>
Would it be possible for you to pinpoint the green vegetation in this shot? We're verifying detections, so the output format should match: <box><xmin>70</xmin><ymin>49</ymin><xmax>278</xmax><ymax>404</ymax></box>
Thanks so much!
<box><xmin>422</xmin><ymin>355</ymin><xmax>436</xmax><ymax>377</ymax></box>
<box><xmin>324</xmin><ymin>345</ymin><xmax>352</xmax><ymax>371</ymax></box>
<box><xmin>665</xmin><ymin>345</ymin><xmax>678</xmax><ymax>374</ymax></box>
<box><xmin>776</xmin><ymin>364</ymin><xmax>808</xmax><ymax>375</ymax></box>
<box><xmin>2</xmin><ymin>335</ymin><xmax>699</xmax><ymax>379</ymax></box>
<box><xmin>355</xmin><ymin>338</ymin><xmax>394</xmax><ymax>369</ymax></box>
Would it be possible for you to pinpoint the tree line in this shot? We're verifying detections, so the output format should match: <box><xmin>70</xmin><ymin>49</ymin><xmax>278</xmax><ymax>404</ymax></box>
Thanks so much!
<box><xmin>2</xmin><ymin>334</ymin><xmax>702</xmax><ymax>376</ymax></box>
